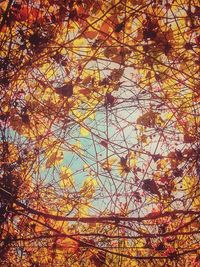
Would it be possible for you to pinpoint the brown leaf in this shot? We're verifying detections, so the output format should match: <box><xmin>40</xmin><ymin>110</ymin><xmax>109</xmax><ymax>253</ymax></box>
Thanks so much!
<box><xmin>142</xmin><ymin>179</ymin><xmax>161</xmax><ymax>197</ymax></box>
<box><xmin>21</xmin><ymin>113</ymin><xmax>29</xmax><ymax>124</ymax></box>
<box><xmin>155</xmin><ymin>242</ymin><xmax>166</xmax><ymax>251</ymax></box>
<box><xmin>100</xmin><ymin>140</ymin><xmax>108</xmax><ymax>148</ymax></box>
<box><xmin>90</xmin><ymin>251</ymin><xmax>106</xmax><ymax>267</ymax></box>
<box><xmin>55</xmin><ymin>82</ymin><xmax>73</xmax><ymax>97</ymax></box>
<box><xmin>183</xmin><ymin>133</ymin><xmax>196</xmax><ymax>143</ymax></box>
<box><xmin>105</xmin><ymin>93</ymin><xmax>115</xmax><ymax>106</ymax></box>
<box><xmin>82</xmin><ymin>76</ymin><xmax>91</xmax><ymax>85</ymax></box>
<box><xmin>103</xmin><ymin>47</ymin><xmax>118</xmax><ymax>58</ymax></box>
<box><xmin>114</xmin><ymin>22</ymin><xmax>124</xmax><ymax>33</ymax></box>
<box><xmin>79</xmin><ymin>88</ymin><xmax>90</xmax><ymax>96</ymax></box>
<box><xmin>137</xmin><ymin>111</ymin><xmax>157</xmax><ymax>127</ymax></box>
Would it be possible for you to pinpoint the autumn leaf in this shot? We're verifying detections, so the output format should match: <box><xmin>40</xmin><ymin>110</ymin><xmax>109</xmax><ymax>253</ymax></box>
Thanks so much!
<box><xmin>80</xmin><ymin>126</ymin><xmax>90</xmax><ymax>137</ymax></box>
<box><xmin>90</xmin><ymin>251</ymin><xmax>106</xmax><ymax>267</ymax></box>
<box><xmin>105</xmin><ymin>92</ymin><xmax>115</xmax><ymax>106</ymax></box>
<box><xmin>183</xmin><ymin>133</ymin><xmax>196</xmax><ymax>143</ymax></box>
<box><xmin>82</xmin><ymin>75</ymin><xmax>92</xmax><ymax>85</ymax></box>
<box><xmin>119</xmin><ymin>155</ymin><xmax>131</xmax><ymax>173</ymax></box>
<box><xmin>103</xmin><ymin>47</ymin><xmax>118</xmax><ymax>58</ymax></box>
<box><xmin>59</xmin><ymin>167</ymin><xmax>74</xmax><ymax>188</ymax></box>
<box><xmin>84</xmin><ymin>31</ymin><xmax>98</xmax><ymax>39</ymax></box>
<box><xmin>56</xmin><ymin>238</ymin><xmax>79</xmax><ymax>253</ymax></box>
<box><xmin>99</xmin><ymin>140</ymin><xmax>108</xmax><ymax>148</ymax></box>
<box><xmin>12</xmin><ymin>5</ymin><xmax>43</xmax><ymax>23</ymax></box>
<box><xmin>46</xmin><ymin>150</ymin><xmax>63</xmax><ymax>169</ymax></box>
<box><xmin>81</xmin><ymin>176</ymin><xmax>97</xmax><ymax>199</ymax></box>
<box><xmin>102</xmin><ymin>157</ymin><xmax>117</xmax><ymax>172</ymax></box>
<box><xmin>54</xmin><ymin>82</ymin><xmax>73</xmax><ymax>97</ymax></box>
<box><xmin>142</xmin><ymin>179</ymin><xmax>161</xmax><ymax>197</ymax></box>
<box><xmin>137</xmin><ymin>111</ymin><xmax>158</xmax><ymax>127</ymax></box>
<box><xmin>78</xmin><ymin>88</ymin><xmax>90</xmax><ymax>97</ymax></box>
<box><xmin>155</xmin><ymin>242</ymin><xmax>166</xmax><ymax>251</ymax></box>
<box><xmin>114</xmin><ymin>22</ymin><xmax>125</xmax><ymax>33</ymax></box>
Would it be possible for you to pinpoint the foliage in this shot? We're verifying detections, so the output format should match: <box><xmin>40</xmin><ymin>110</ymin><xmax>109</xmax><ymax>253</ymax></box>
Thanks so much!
<box><xmin>0</xmin><ymin>0</ymin><xmax>200</xmax><ymax>266</ymax></box>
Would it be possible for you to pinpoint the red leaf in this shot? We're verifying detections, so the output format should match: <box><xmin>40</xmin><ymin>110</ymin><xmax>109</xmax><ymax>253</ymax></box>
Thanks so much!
<box><xmin>12</xmin><ymin>5</ymin><xmax>43</xmax><ymax>23</ymax></box>
<box><xmin>105</xmin><ymin>93</ymin><xmax>115</xmax><ymax>106</ymax></box>
<box><xmin>100</xmin><ymin>140</ymin><xmax>108</xmax><ymax>148</ymax></box>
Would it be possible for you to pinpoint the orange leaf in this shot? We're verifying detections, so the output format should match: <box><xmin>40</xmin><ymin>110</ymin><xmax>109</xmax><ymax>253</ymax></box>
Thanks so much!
<box><xmin>84</xmin><ymin>31</ymin><xmax>98</xmax><ymax>39</ymax></box>
<box><xmin>13</xmin><ymin>5</ymin><xmax>43</xmax><ymax>23</ymax></box>
<box><xmin>56</xmin><ymin>238</ymin><xmax>79</xmax><ymax>253</ymax></box>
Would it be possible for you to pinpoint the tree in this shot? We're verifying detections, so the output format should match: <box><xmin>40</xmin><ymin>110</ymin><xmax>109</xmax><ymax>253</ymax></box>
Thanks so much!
<box><xmin>0</xmin><ymin>0</ymin><xmax>199</xmax><ymax>266</ymax></box>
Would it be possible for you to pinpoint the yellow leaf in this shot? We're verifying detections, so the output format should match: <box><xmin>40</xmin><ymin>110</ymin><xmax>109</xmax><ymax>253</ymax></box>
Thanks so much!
<box><xmin>77</xmin><ymin>204</ymin><xmax>89</xmax><ymax>217</ymax></box>
<box><xmin>89</xmin><ymin>111</ymin><xmax>95</xmax><ymax>120</ymax></box>
<box><xmin>129</xmin><ymin>151</ymin><xmax>137</xmax><ymax>167</ymax></box>
<box><xmin>102</xmin><ymin>157</ymin><xmax>117</xmax><ymax>172</ymax></box>
<box><xmin>80</xmin><ymin>127</ymin><xmax>89</xmax><ymax>137</ymax></box>
<box><xmin>40</xmin><ymin>63</ymin><xmax>56</xmax><ymax>79</ymax></box>
<box><xmin>81</xmin><ymin>176</ymin><xmax>97</xmax><ymax>199</ymax></box>
<box><xmin>72</xmin><ymin>141</ymin><xmax>84</xmax><ymax>155</ymax></box>
<box><xmin>182</xmin><ymin>176</ymin><xmax>200</xmax><ymax>208</ymax></box>
<box><xmin>83</xmin><ymin>176</ymin><xmax>97</xmax><ymax>188</ymax></box>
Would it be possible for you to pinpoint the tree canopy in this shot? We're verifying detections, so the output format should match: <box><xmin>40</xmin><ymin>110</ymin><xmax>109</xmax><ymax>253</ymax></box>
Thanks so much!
<box><xmin>0</xmin><ymin>0</ymin><xmax>200</xmax><ymax>266</ymax></box>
